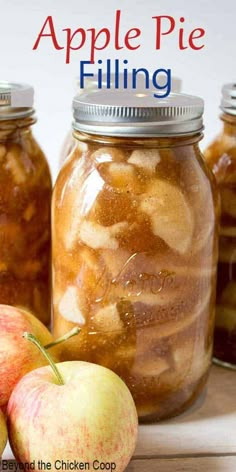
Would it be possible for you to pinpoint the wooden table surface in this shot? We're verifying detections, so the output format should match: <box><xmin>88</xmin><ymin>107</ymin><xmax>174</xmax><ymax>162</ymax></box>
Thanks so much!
<box><xmin>2</xmin><ymin>365</ymin><xmax>236</xmax><ymax>471</ymax></box>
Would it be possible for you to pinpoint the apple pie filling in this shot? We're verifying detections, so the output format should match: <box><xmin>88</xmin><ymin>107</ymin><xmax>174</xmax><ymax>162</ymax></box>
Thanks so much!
<box><xmin>53</xmin><ymin>133</ymin><xmax>218</xmax><ymax>421</ymax></box>
<box><xmin>205</xmin><ymin>112</ymin><xmax>236</xmax><ymax>365</ymax></box>
<box><xmin>0</xmin><ymin>117</ymin><xmax>52</xmax><ymax>324</ymax></box>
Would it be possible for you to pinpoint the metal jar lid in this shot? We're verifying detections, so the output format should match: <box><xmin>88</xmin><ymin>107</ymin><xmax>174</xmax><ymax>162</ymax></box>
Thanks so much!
<box><xmin>0</xmin><ymin>82</ymin><xmax>34</xmax><ymax>120</ymax></box>
<box><xmin>73</xmin><ymin>90</ymin><xmax>204</xmax><ymax>137</ymax></box>
<box><xmin>221</xmin><ymin>84</ymin><xmax>236</xmax><ymax>116</ymax></box>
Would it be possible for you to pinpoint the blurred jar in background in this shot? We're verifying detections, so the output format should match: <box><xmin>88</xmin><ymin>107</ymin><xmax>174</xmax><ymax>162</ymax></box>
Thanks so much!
<box><xmin>205</xmin><ymin>84</ymin><xmax>236</xmax><ymax>367</ymax></box>
<box><xmin>59</xmin><ymin>75</ymin><xmax>182</xmax><ymax>166</ymax></box>
<box><xmin>0</xmin><ymin>82</ymin><xmax>52</xmax><ymax>325</ymax></box>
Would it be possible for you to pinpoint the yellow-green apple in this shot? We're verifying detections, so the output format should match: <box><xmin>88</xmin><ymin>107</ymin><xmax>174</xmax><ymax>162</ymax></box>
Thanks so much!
<box><xmin>0</xmin><ymin>305</ymin><xmax>59</xmax><ymax>407</ymax></box>
<box><xmin>7</xmin><ymin>334</ymin><xmax>138</xmax><ymax>472</ymax></box>
<box><xmin>0</xmin><ymin>409</ymin><xmax>7</xmax><ymax>456</ymax></box>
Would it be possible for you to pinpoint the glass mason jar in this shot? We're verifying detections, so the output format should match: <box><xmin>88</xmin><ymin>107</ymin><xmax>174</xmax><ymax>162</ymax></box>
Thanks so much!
<box><xmin>53</xmin><ymin>90</ymin><xmax>218</xmax><ymax>421</ymax></box>
<box><xmin>0</xmin><ymin>82</ymin><xmax>52</xmax><ymax>325</ymax></box>
<box><xmin>205</xmin><ymin>84</ymin><xmax>236</xmax><ymax>367</ymax></box>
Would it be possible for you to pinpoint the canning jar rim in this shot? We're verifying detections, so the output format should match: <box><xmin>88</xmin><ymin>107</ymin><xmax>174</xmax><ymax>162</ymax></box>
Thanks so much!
<box><xmin>0</xmin><ymin>81</ymin><xmax>35</xmax><ymax>120</ymax></box>
<box><xmin>73</xmin><ymin>129</ymin><xmax>204</xmax><ymax>147</ymax></box>
<box><xmin>0</xmin><ymin>108</ymin><xmax>35</xmax><ymax>121</ymax></box>
<box><xmin>221</xmin><ymin>83</ymin><xmax>236</xmax><ymax>116</ymax></box>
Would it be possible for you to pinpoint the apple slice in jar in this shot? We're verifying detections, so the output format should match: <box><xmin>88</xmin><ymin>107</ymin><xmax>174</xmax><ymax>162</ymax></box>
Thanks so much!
<box><xmin>100</xmin><ymin>248</ymin><xmax>133</xmax><ymax>279</ymax></box>
<box><xmin>131</xmin><ymin>355</ymin><xmax>170</xmax><ymax>378</ymax></box>
<box><xmin>97</xmin><ymin>160</ymin><xmax>145</xmax><ymax>194</ymax></box>
<box><xmin>54</xmin><ymin>159</ymin><xmax>105</xmax><ymax>251</ymax></box>
<box><xmin>155</xmin><ymin>304</ymin><xmax>213</xmax><ymax>392</ymax></box>
<box><xmin>79</xmin><ymin>220</ymin><xmax>128</xmax><ymax>250</ymax></box>
<box><xmin>128</xmin><ymin>149</ymin><xmax>160</xmax><ymax>173</ymax></box>
<box><xmin>53</xmin><ymin>312</ymin><xmax>90</xmax><ymax>362</ymax></box>
<box><xmin>91</xmin><ymin>300</ymin><xmax>136</xmax><ymax>337</ymax></box>
<box><xmin>158</xmin><ymin>341</ymin><xmax>209</xmax><ymax>394</ymax></box>
<box><xmin>54</xmin><ymin>244</ymin><xmax>110</xmax><ymax>309</ymax></box>
<box><xmin>214</xmin><ymin>148</ymin><xmax>236</xmax><ymax>184</ymax></box>
<box><xmin>136</xmin><ymin>286</ymin><xmax>212</xmax><ymax>343</ymax></box>
<box><xmin>88</xmin><ymin>299</ymin><xmax>137</xmax><ymax>372</ymax></box>
<box><xmin>181</xmin><ymin>156</ymin><xmax>216</xmax><ymax>255</ymax></box>
<box><xmin>54</xmin><ymin>249</ymin><xmax>94</xmax><ymax>318</ymax></box>
<box><xmin>140</xmin><ymin>179</ymin><xmax>194</xmax><ymax>254</ymax></box>
<box><xmin>205</xmin><ymin>134</ymin><xmax>236</xmax><ymax>172</ymax></box>
<box><xmin>170</xmin><ymin>338</ymin><xmax>211</xmax><ymax>386</ymax></box>
<box><xmin>112</xmin><ymin>344</ymin><xmax>137</xmax><ymax>372</ymax></box>
<box><xmin>4</xmin><ymin>144</ymin><xmax>28</xmax><ymax>184</ymax></box>
<box><xmin>91</xmin><ymin>147</ymin><xmax>127</xmax><ymax>164</ymax></box>
<box><xmin>92</xmin><ymin>303</ymin><xmax>124</xmax><ymax>334</ymax></box>
<box><xmin>54</xmin><ymin>283</ymin><xmax>91</xmax><ymax>361</ymax></box>
<box><xmin>58</xmin><ymin>285</ymin><xmax>86</xmax><ymax>326</ymax></box>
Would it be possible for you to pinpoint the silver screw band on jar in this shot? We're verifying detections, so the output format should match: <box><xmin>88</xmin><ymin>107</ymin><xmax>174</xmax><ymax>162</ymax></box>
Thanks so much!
<box><xmin>221</xmin><ymin>83</ymin><xmax>236</xmax><ymax>116</ymax></box>
<box><xmin>73</xmin><ymin>90</ymin><xmax>204</xmax><ymax>137</ymax></box>
<box><xmin>0</xmin><ymin>82</ymin><xmax>34</xmax><ymax>120</ymax></box>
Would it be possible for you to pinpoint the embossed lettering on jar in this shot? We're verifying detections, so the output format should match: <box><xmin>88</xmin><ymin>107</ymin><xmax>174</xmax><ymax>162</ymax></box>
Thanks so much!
<box><xmin>0</xmin><ymin>82</ymin><xmax>52</xmax><ymax>325</ymax></box>
<box><xmin>52</xmin><ymin>90</ymin><xmax>218</xmax><ymax>421</ymax></box>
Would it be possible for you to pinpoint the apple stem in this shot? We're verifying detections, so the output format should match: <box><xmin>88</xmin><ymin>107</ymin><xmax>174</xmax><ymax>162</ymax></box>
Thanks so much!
<box><xmin>23</xmin><ymin>332</ymin><xmax>64</xmax><ymax>386</ymax></box>
<box><xmin>44</xmin><ymin>327</ymin><xmax>80</xmax><ymax>350</ymax></box>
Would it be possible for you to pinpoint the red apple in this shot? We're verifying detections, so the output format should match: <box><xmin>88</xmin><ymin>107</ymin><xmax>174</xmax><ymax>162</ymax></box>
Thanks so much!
<box><xmin>0</xmin><ymin>409</ymin><xmax>7</xmax><ymax>456</ymax></box>
<box><xmin>7</xmin><ymin>357</ymin><xmax>138</xmax><ymax>472</ymax></box>
<box><xmin>0</xmin><ymin>305</ymin><xmax>58</xmax><ymax>407</ymax></box>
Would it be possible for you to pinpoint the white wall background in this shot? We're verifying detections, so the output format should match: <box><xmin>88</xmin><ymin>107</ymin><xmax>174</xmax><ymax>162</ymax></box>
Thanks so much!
<box><xmin>0</xmin><ymin>0</ymin><xmax>235</xmax><ymax>180</ymax></box>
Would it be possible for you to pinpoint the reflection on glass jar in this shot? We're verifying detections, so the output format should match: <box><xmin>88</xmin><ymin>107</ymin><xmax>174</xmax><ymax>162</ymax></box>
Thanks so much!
<box><xmin>53</xmin><ymin>90</ymin><xmax>218</xmax><ymax>421</ymax></box>
<box><xmin>59</xmin><ymin>74</ymin><xmax>182</xmax><ymax>166</ymax></box>
<box><xmin>0</xmin><ymin>82</ymin><xmax>52</xmax><ymax>325</ymax></box>
<box><xmin>205</xmin><ymin>83</ymin><xmax>236</xmax><ymax>367</ymax></box>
